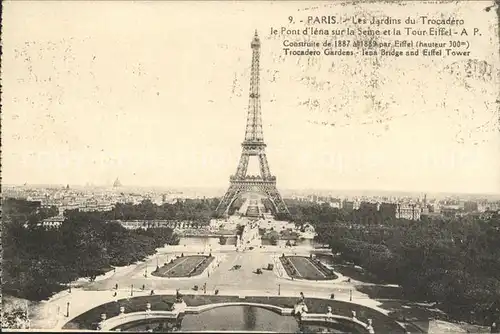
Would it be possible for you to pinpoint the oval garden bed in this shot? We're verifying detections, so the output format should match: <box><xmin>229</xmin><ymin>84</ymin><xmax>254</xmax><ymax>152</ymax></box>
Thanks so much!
<box><xmin>152</xmin><ymin>255</ymin><xmax>214</xmax><ymax>278</ymax></box>
<box><xmin>280</xmin><ymin>255</ymin><xmax>338</xmax><ymax>280</ymax></box>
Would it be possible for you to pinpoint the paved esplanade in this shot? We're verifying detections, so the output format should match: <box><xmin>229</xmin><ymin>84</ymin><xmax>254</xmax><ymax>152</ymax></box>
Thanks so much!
<box><xmin>30</xmin><ymin>225</ymin><xmax>391</xmax><ymax>331</ymax></box>
<box><xmin>83</xmin><ymin>246</ymin><xmax>336</xmax><ymax>294</ymax></box>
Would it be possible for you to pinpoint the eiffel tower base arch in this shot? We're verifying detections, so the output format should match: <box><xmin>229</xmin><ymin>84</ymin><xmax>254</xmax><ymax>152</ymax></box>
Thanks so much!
<box><xmin>216</xmin><ymin>178</ymin><xmax>289</xmax><ymax>218</ymax></box>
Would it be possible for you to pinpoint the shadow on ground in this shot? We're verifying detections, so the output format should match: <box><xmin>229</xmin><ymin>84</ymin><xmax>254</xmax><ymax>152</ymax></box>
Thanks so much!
<box><xmin>355</xmin><ymin>285</ymin><xmax>404</xmax><ymax>300</ymax></box>
<box><xmin>333</xmin><ymin>264</ymin><xmax>387</xmax><ymax>284</ymax></box>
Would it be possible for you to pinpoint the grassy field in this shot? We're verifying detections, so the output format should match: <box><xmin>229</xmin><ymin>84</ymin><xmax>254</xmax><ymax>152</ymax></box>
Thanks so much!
<box><xmin>63</xmin><ymin>294</ymin><xmax>406</xmax><ymax>333</ymax></box>
<box><xmin>152</xmin><ymin>256</ymin><xmax>213</xmax><ymax>278</ymax></box>
<box><xmin>280</xmin><ymin>256</ymin><xmax>338</xmax><ymax>281</ymax></box>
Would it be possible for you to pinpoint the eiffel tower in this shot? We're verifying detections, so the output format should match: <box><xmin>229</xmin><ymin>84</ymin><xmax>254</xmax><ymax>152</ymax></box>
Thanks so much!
<box><xmin>215</xmin><ymin>31</ymin><xmax>289</xmax><ymax>217</ymax></box>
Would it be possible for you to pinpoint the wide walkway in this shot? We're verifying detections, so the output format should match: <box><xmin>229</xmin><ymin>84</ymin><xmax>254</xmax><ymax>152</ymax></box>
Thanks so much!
<box><xmin>29</xmin><ymin>245</ymin><xmax>392</xmax><ymax>330</ymax></box>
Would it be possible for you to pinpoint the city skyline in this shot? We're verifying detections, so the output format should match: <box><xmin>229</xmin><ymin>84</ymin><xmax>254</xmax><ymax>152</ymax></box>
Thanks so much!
<box><xmin>3</xmin><ymin>1</ymin><xmax>499</xmax><ymax>194</ymax></box>
<box><xmin>5</xmin><ymin>183</ymin><xmax>500</xmax><ymax>200</ymax></box>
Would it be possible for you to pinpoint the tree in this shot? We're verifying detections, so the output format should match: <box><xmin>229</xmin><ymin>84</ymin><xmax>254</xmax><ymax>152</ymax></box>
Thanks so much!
<box><xmin>3</xmin><ymin>198</ymin><xmax>179</xmax><ymax>301</ymax></box>
<box><xmin>1</xmin><ymin>307</ymin><xmax>29</xmax><ymax>329</ymax></box>
<box><xmin>219</xmin><ymin>236</ymin><xmax>227</xmax><ymax>245</ymax></box>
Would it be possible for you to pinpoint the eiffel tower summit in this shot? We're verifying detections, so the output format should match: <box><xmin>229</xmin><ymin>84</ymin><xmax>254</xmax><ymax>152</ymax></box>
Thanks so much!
<box><xmin>215</xmin><ymin>31</ymin><xmax>290</xmax><ymax>218</ymax></box>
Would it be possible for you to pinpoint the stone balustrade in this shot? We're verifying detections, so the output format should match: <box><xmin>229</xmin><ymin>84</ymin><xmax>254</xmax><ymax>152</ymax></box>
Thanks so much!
<box><xmin>301</xmin><ymin>313</ymin><xmax>373</xmax><ymax>333</ymax></box>
<box><xmin>98</xmin><ymin>301</ymin><xmax>375</xmax><ymax>333</ymax></box>
<box><xmin>99</xmin><ymin>310</ymin><xmax>179</xmax><ymax>331</ymax></box>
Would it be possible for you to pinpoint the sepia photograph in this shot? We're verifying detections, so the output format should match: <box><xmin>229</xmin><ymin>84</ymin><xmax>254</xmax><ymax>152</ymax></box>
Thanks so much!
<box><xmin>1</xmin><ymin>0</ymin><xmax>500</xmax><ymax>333</ymax></box>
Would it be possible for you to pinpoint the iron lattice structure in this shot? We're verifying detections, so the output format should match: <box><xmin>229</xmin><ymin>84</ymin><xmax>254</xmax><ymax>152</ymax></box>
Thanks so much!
<box><xmin>215</xmin><ymin>31</ymin><xmax>290</xmax><ymax>217</ymax></box>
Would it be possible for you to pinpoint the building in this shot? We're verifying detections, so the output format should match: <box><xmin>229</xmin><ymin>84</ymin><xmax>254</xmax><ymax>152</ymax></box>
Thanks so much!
<box><xmin>397</xmin><ymin>203</ymin><xmax>421</xmax><ymax>220</ymax></box>
<box><xmin>342</xmin><ymin>200</ymin><xmax>354</xmax><ymax>211</ymax></box>
<box><xmin>112</xmin><ymin>220</ymin><xmax>208</xmax><ymax>230</ymax></box>
<box><xmin>440</xmin><ymin>205</ymin><xmax>461</xmax><ymax>218</ymax></box>
<box><xmin>113</xmin><ymin>178</ymin><xmax>122</xmax><ymax>188</ymax></box>
<box><xmin>38</xmin><ymin>215</ymin><xmax>65</xmax><ymax>229</ymax></box>
<box><xmin>463</xmin><ymin>201</ymin><xmax>479</xmax><ymax>213</ymax></box>
<box><xmin>258</xmin><ymin>219</ymin><xmax>295</xmax><ymax>232</ymax></box>
<box><xmin>478</xmin><ymin>201</ymin><xmax>500</xmax><ymax>212</ymax></box>
<box><xmin>329</xmin><ymin>200</ymin><xmax>341</xmax><ymax>209</ymax></box>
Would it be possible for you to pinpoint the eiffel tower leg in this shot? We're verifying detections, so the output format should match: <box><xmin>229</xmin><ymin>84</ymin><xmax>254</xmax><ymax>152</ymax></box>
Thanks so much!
<box><xmin>235</xmin><ymin>154</ymin><xmax>249</xmax><ymax>178</ymax></box>
<box><xmin>258</xmin><ymin>153</ymin><xmax>272</xmax><ymax>179</ymax></box>
<box><xmin>263</xmin><ymin>185</ymin><xmax>290</xmax><ymax>215</ymax></box>
<box><xmin>216</xmin><ymin>184</ymin><xmax>241</xmax><ymax>216</ymax></box>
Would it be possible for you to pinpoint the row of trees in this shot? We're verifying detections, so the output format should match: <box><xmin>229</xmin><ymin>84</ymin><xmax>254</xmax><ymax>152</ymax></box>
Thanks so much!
<box><xmin>79</xmin><ymin>198</ymin><xmax>220</xmax><ymax>222</ymax></box>
<box><xmin>285</xmin><ymin>199</ymin><xmax>500</xmax><ymax>326</ymax></box>
<box><xmin>283</xmin><ymin>200</ymin><xmax>351</xmax><ymax>244</ymax></box>
<box><xmin>3</xmin><ymin>198</ymin><xmax>180</xmax><ymax>301</ymax></box>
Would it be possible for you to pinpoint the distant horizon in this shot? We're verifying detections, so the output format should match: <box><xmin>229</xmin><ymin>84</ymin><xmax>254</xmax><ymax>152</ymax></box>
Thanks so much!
<box><xmin>5</xmin><ymin>182</ymin><xmax>500</xmax><ymax>199</ymax></box>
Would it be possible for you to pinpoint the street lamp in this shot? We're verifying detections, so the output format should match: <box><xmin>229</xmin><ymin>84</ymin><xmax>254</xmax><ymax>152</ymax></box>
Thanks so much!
<box><xmin>131</xmin><ymin>284</ymin><xmax>134</xmax><ymax>296</ymax></box>
<box><xmin>25</xmin><ymin>300</ymin><xmax>30</xmax><ymax>328</ymax></box>
<box><xmin>278</xmin><ymin>284</ymin><xmax>281</xmax><ymax>296</ymax></box>
<box><xmin>66</xmin><ymin>302</ymin><xmax>70</xmax><ymax>318</ymax></box>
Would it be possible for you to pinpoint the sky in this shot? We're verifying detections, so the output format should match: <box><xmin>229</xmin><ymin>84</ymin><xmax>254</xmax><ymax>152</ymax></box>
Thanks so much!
<box><xmin>2</xmin><ymin>1</ymin><xmax>500</xmax><ymax>194</ymax></box>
